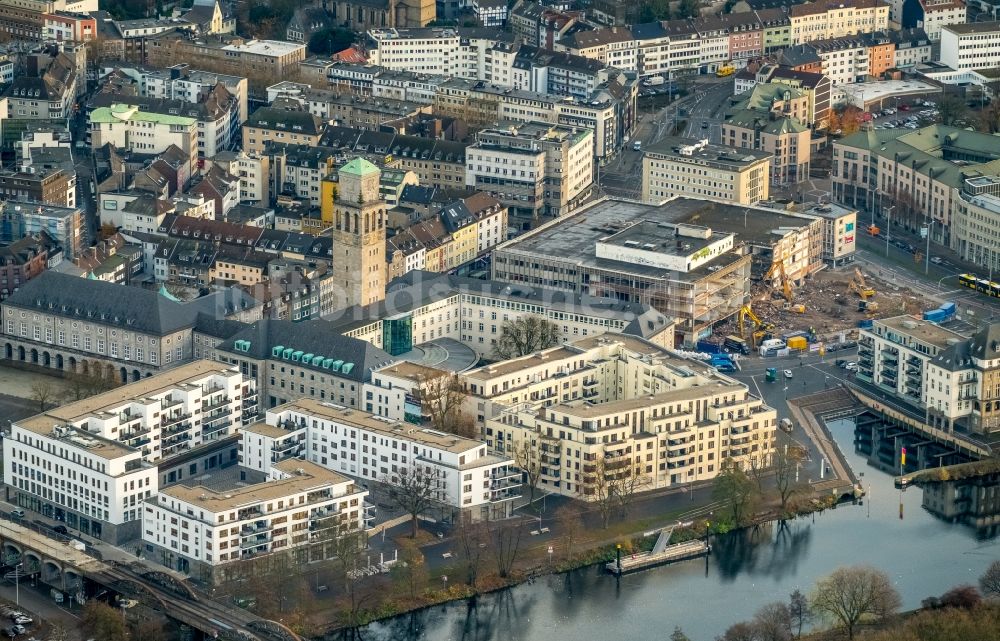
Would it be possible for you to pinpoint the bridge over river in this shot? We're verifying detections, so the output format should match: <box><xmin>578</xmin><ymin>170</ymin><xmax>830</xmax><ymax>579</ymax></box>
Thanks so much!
<box><xmin>0</xmin><ymin>521</ymin><xmax>299</xmax><ymax>641</ymax></box>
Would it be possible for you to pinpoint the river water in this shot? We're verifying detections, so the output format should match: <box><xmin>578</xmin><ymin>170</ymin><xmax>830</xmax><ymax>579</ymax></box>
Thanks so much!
<box><xmin>342</xmin><ymin>419</ymin><xmax>1000</xmax><ymax>641</ymax></box>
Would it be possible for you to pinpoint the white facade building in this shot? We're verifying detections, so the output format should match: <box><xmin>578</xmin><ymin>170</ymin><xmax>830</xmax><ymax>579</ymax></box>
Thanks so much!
<box><xmin>262</xmin><ymin>399</ymin><xmax>521</xmax><ymax>520</ymax></box>
<box><xmin>2</xmin><ymin>361</ymin><xmax>255</xmax><ymax>543</ymax></box>
<box><xmin>143</xmin><ymin>458</ymin><xmax>369</xmax><ymax>579</ymax></box>
<box><xmin>940</xmin><ymin>22</ymin><xmax>1000</xmax><ymax>71</ymax></box>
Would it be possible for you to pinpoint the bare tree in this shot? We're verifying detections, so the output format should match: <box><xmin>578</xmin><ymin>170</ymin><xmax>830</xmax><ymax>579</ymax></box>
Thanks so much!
<box><xmin>492</xmin><ymin>316</ymin><xmax>560</xmax><ymax>360</ymax></box>
<box><xmin>753</xmin><ymin>602</ymin><xmax>793</xmax><ymax>641</ymax></box>
<box><xmin>774</xmin><ymin>447</ymin><xmax>807</xmax><ymax>513</ymax></box>
<box><xmin>512</xmin><ymin>439</ymin><xmax>542</xmax><ymax>505</ymax></box>
<box><xmin>811</xmin><ymin>566</ymin><xmax>901</xmax><ymax>640</ymax></box>
<box><xmin>746</xmin><ymin>452</ymin><xmax>769</xmax><ymax>493</ymax></box>
<box><xmin>789</xmin><ymin>588</ymin><xmax>812</xmax><ymax>638</ymax></box>
<box><xmin>390</xmin><ymin>540</ymin><xmax>428</xmax><ymax>599</ymax></box>
<box><xmin>935</xmin><ymin>93</ymin><xmax>968</xmax><ymax>126</ymax></box>
<box><xmin>554</xmin><ymin>504</ymin><xmax>584</xmax><ymax>560</ymax></box>
<box><xmin>490</xmin><ymin>518</ymin><xmax>524</xmax><ymax>578</ymax></box>
<box><xmin>64</xmin><ymin>369</ymin><xmax>117</xmax><ymax>402</ymax></box>
<box><xmin>29</xmin><ymin>380</ymin><xmax>56</xmax><ymax>412</ymax></box>
<box><xmin>588</xmin><ymin>457</ymin><xmax>618</xmax><ymax>529</ymax></box>
<box><xmin>455</xmin><ymin>517</ymin><xmax>490</xmax><ymax>588</ymax></box>
<box><xmin>719</xmin><ymin>621</ymin><xmax>759</xmax><ymax>641</ymax></box>
<box><xmin>611</xmin><ymin>463</ymin><xmax>651</xmax><ymax>519</ymax></box>
<box><xmin>980</xmin><ymin>559</ymin><xmax>1000</xmax><ymax>597</ymax></box>
<box><xmin>712</xmin><ymin>460</ymin><xmax>760</xmax><ymax>528</ymax></box>
<box><xmin>420</xmin><ymin>375</ymin><xmax>476</xmax><ymax>438</ymax></box>
<box><xmin>670</xmin><ymin>627</ymin><xmax>692</xmax><ymax>641</ymax></box>
<box><xmin>384</xmin><ymin>466</ymin><xmax>440</xmax><ymax>538</ymax></box>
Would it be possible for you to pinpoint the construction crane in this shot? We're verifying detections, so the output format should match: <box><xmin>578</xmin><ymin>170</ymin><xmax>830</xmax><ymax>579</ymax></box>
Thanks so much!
<box><xmin>763</xmin><ymin>260</ymin><xmax>794</xmax><ymax>302</ymax></box>
<box><xmin>738</xmin><ymin>304</ymin><xmax>775</xmax><ymax>348</ymax></box>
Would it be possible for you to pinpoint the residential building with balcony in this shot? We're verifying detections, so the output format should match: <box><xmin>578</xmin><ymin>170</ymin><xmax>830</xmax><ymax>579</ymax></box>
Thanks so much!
<box><xmin>859</xmin><ymin>318</ymin><xmax>1000</xmax><ymax>436</ymax></box>
<box><xmin>262</xmin><ymin>399</ymin><xmax>521</xmax><ymax>520</ymax></box>
<box><xmin>474</xmin><ymin>333</ymin><xmax>776</xmax><ymax>500</ymax></box>
<box><xmin>2</xmin><ymin>360</ymin><xmax>255</xmax><ymax>544</ymax></box>
<box><xmin>142</xmin><ymin>458</ymin><xmax>369</xmax><ymax>581</ymax></box>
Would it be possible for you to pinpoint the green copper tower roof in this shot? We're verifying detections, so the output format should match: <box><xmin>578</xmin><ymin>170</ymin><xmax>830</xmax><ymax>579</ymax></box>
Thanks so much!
<box><xmin>339</xmin><ymin>157</ymin><xmax>379</xmax><ymax>176</ymax></box>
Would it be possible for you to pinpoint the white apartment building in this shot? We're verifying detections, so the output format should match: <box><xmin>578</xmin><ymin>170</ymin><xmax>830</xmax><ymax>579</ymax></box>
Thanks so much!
<box><xmin>4</xmin><ymin>418</ymin><xmax>156</xmax><ymax>544</ymax></box>
<box><xmin>789</xmin><ymin>0</ymin><xmax>890</xmax><ymax>45</ymax></box>
<box><xmin>641</xmin><ymin>136</ymin><xmax>772</xmax><ymax>205</ymax></box>
<box><xmin>916</xmin><ymin>0</ymin><xmax>966</xmax><ymax>42</ymax></box>
<box><xmin>466</xmin><ymin>122</ymin><xmax>593</xmax><ymax>227</ymax></box>
<box><xmin>2</xmin><ymin>361</ymin><xmax>255</xmax><ymax>543</ymax></box>
<box><xmin>940</xmin><ymin>22</ymin><xmax>1000</xmax><ymax>71</ymax></box>
<box><xmin>143</xmin><ymin>458</ymin><xmax>369</xmax><ymax>580</ymax></box>
<box><xmin>470</xmin><ymin>334</ymin><xmax>777</xmax><ymax>500</ymax></box>
<box><xmin>813</xmin><ymin>39</ymin><xmax>869</xmax><ymax>86</ymax></box>
<box><xmin>263</xmin><ymin>399</ymin><xmax>521</xmax><ymax>520</ymax></box>
<box><xmin>368</xmin><ymin>27</ymin><xmax>499</xmax><ymax>80</ymax></box>
<box><xmin>857</xmin><ymin>317</ymin><xmax>1000</xmax><ymax>435</ymax></box>
<box><xmin>90</xmin><ymin>104</ymin><xmax>198</xmax><ymax>169</ymax></box>
<box><xmin>953</xmin><ymin>186</ymin><xmax>1000</xmax><ymax>273</ymax></box>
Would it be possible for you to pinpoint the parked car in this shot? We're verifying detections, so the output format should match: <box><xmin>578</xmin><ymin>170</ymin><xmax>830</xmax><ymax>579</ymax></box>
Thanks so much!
<box><xmin>10</xmin><ymin>510</ymin><xmax>23</xmax><ymax>518</ymax></box>
<box><xmin>835</xmin><ymin>359</ymin><xmax>847</xmax><ymax>367</ymax></box>
<box><xmin>10</xmin><ymin>626</ymin><xmax>23</xmax><ymax>635</ymax></box>
<box><xmin>899</xmin><ymin>104</ymin><xmax>910</xmax><ymax>111</ymax></box>
<box><xmin>930</xmin><ymin>256</ymin><xmax>944</xmax><ymax>265</ymax></box>
<box><xmin>10</xmin><ymin>616</ymin><xmax>29</xmax><ymax>626</ymax></box>
<box><xmin>846</xmin><ymin>362</ymin><xmax>858</xmax><ymax>371</ymax></box>
<box><xmin>783</xmin><ymin>369</ymin><xmax>794</xmax><ymax>379</ymax></box>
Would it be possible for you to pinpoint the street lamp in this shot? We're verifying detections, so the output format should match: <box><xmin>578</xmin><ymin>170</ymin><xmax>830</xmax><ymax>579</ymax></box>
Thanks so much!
<box><xmin>923</xmin><ymin>219</ymin><xmax>938</xmax><ymax>275</ymax></box>
<box><xmin>14</xmin><ymin>562</ymin><xmax>22</xmax><ymax>607</ymax></box>
<box><xmin>884</xmin><ymin>204</ymin><xmax>896</xmax><ymax>257</ymax></box>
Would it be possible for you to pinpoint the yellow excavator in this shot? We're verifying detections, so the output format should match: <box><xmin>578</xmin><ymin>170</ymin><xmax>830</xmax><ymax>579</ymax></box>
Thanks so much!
<box><xmin>738</xmin><ymin>304</ymin><xmax>775</xmax><ymax>348</ymax></box>
<box><xmin>848</xmin><ymin>267</ymin><xmax>878</xmax><ymax>312</ymax></box>
<box><xmin>765</xmin><ymin>259</ymin><xmax>805</xmax><ymax>312</ymax></box>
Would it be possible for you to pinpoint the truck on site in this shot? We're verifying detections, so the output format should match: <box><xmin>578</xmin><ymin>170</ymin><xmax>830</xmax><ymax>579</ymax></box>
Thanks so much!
<box><xmin>766</xmin><ymin>368</ymin><xmax>778</xmax><ymax>382</ymax></box>
<box><xmin>760</xmin><ymin>338</ymin><xmax>786</xmax><ymax>350</ymax></box>
<box><xmin>723</xmin><ymin>335</ymin><xmax>750</xmax><ymax>355</ymax></box>
<box><xmin>696</xmin><ymin>340</ymin><xmax>723</xmax><ymax>354</ymax></box>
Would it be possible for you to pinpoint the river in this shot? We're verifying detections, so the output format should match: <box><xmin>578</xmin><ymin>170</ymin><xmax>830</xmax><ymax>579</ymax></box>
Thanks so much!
<box><xmin>339</xmin><ymin>418</ymin><xmax>1000</xmax><ymax>641</ymax></box>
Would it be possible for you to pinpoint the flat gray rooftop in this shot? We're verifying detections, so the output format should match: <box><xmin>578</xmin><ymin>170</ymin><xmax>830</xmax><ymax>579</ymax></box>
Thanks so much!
<box><xmin>604</xmin><ymin>220</ymin><xmax>719</xmax><ymax>255</ymax></box>
<box><xmin>674</xmin><ymin>205</ymin><xmax>816</xmax><ymax>246</ymax></box>
<box><xmin>498</xmin><ymin>197</ymin><xmax>759</xmax><ymax>279</ymax></box>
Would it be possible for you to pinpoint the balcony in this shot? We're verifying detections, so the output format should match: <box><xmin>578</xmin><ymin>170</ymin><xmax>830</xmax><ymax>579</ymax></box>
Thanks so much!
<box><xmin>240</xmin><ymin>534</ymin><xmax>271</xmax><ymax>549</ymax></box>
<box><xmin>202</xmin><ymin>415</ymin><xmax>232</xmax><ymax>435</ymax></box>
<box><xmin>540</xmin><ymin>454</ymin><xmax>561</xmax><ymax>466</ymax></box>
<box><xmin>162</xmin><ymin>420</ymin><xmax>191</xmax><ymax>436</ymax></box>
<box><xmin>162</xmin><ymin>412</ymin><xmax>192</xmax><ymax>428</ymax></box>
<box><xmin>582</xmin><ymin>389</ymin><xmax>599</xmax><ymax>399</ymax></box>
<box><xmin>273</xmin><ymin>439</ymin><xmax>303</xmax><ymax>454</ymax></box>
<box><xmin>582</xmin><ymin>379</ymin><xmax>598</xmax><ymax>388</ymax></box>
<box><xmin>161</xmin><ymin>398</ymin><xmax>182</xmax><ymax>411</ymax></box>
<box><xmin>241</xmin><ymin>521</ymin><xmax>271</xmax><ymax>536</ymax></box>
<box><xmin>202</xmin><ymin>396</ymin><xmax>231</xmax><ymax>412</ymax></box>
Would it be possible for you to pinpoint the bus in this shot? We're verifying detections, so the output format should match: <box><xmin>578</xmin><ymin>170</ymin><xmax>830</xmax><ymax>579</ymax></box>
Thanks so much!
<box><xmin>959</xmin><ymin>273</ymin><xmax>1000</xmax><ymax>298</ymax></box>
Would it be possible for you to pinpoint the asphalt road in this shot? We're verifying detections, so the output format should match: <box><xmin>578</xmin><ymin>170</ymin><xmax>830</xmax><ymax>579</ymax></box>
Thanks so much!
<box><xmin>680</xmin><ymin>80</ymin><xmax>733</xmax><ymax>142</ymax></box>
<box><xmin>600</xmin><ymin>77</ymin><xmax>734</xmax><ymax>199</ymax></box>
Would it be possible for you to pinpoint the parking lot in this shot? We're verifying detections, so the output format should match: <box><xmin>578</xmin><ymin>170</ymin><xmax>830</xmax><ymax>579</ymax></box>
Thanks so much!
<box><xmin>868</xmin><ymin>99</ymin><xmax>940</xmax><ymax>131</ymax></box>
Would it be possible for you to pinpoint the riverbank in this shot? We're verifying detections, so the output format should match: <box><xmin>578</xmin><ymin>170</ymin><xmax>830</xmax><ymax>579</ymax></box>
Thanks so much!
<box><xmin>306</xmin><ymin>486</ymin><xmax>848</xmax><ymax>637</ymax></box>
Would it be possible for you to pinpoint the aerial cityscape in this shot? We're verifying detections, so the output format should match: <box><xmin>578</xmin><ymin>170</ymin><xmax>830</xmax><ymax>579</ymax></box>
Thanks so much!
<box><xmin>0</xmin><ymin>0</ymin><xmax>996</xmax><ymax>639</ymax></box>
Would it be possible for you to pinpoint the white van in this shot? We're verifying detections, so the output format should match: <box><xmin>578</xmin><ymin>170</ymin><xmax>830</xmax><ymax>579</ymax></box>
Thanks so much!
<box><xmin>633</xmin><ymin>140</ymin><xmax>642</xmax><ymax>152</ymax></box>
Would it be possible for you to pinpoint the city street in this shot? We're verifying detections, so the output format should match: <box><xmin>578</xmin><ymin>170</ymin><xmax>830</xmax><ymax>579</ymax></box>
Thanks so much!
<box><xmin>600</xmin><ymin>77</ymin><xmax>734</xmax><ymax>199</ymax></box>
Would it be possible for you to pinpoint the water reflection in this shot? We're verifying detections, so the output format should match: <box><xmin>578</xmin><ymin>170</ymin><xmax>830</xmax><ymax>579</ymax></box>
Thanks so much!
<box><xmin>347</xmin><ymin>418</ymin><xmax>1000</xmax><ymax>641</ymax></box>
<box><xmin>921</xmin><ymin>473</ymin><xmax>1000</xmax><ymax>541</ymax></box>
<box><xmin>713</xmin><ymin>520</ymin><xmax>813</xmax><ymax>582</ymax></box>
